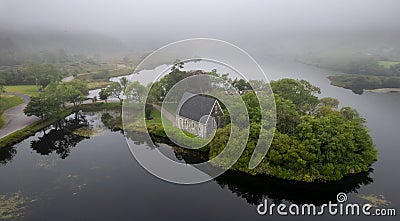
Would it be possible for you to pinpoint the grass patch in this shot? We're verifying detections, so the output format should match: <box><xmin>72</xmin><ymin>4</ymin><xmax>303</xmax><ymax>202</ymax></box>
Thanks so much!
<box><xmin>86</xmin><ymin>81</ymin><xmax>110</xmax><ymax>90</ymax></box>
<box><xmin>0</xmin><ymin>95</ymin><xmax>24</xmax><ymax>128</ymax></box>
<box><xmin>378</xmin><ymin>60</ymin><xmax>400</xmax><ymax>68</ymax></box>
<box><xmin>146</xmin><ymin>107</ymin><xmax>173</xmax><ymax>127</ymax></box>
<box><xmin>77</xmin><ymin>67</ymin><xmax>134</xmax><ymax>82</ymax></box>
<box><xmin>4</xmin><ymin>85</ymin><xmax>40</xmax><ymax>97</ymax></box>
<box><xmin>145</xmin><ymin>108</ymin><xmax>209</xmax><ymax>149</ymax></box>
<box><xmin>1</xmin><ymin>95</ymin><xmax>23</xmax><ymax>110</ymax></box>
<box><xmin>0</xmin><ymin>116</ymin><xmax>5</xmax><ymax>129</ymax></box>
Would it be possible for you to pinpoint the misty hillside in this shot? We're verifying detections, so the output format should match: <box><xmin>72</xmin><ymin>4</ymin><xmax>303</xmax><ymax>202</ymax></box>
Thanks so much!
<box><xmin>0</xmin><ymin>28</ymin><xmax>125</xmax><ymax>54</ymax></box>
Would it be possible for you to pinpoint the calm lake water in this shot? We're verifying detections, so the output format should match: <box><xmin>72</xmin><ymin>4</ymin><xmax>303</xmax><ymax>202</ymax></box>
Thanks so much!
<box><xmin>1</xmin><ymin>57</ymin><xmax>399</xmax><ymax>220</ymax></box>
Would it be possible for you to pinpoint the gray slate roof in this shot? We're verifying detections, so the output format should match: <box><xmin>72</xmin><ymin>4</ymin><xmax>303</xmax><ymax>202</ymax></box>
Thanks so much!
<box><xmin>177</xmin><ymin>92</ymin><xmax>217</xmax><ymax>122</ymax></box>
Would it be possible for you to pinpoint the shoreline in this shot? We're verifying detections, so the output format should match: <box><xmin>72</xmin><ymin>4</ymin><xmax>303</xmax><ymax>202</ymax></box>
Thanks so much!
<box><xmin>0</xmin><ymin>102</ymin><xmax>121</xmax><ymax>148</ymax></box>
<box><xmin>365</xmin><ymin>88</ymin><xmax>400</xmax><ymax>93</ymax></box>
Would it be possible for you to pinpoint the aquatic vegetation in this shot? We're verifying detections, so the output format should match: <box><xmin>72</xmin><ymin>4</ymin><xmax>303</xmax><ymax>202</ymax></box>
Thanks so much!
<box><xmin>73</xmin><ymin>126</ymin><xmax>105</xmax><ymax>137</ymax></box>
<box><xmin>0</xmin><ymin>192</ymin><xmax>35</xmax><ymax>220</ymax></box>
<box><xmin>359</xmin><ymin>194</ymin><xmax>389</xmax><ymax>207</ymax></box>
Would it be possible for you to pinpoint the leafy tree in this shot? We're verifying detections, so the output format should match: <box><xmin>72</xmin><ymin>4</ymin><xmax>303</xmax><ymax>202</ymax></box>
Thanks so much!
<box><xmin>126</xmin><ymin>81</ymin><xmax>147</xmax><ymax>103</ymax></box>
<box><xmin>120</xmin><ymin>77</ymin><xmax>129</xmax><ymax>95</ymax></box>
<box><xmin>59</xmin><ymin>80</ymin><xmax>88</xmax><ymax>107</ymax></box>
<box><xmin>208</xmin><ymin>78</ymin><xmax>377</xmax><ymax>182</ymax></box>
<box><xmin>147</xmin><ymin>63</ymin><xmax>212</xmax><ymax>102</ymax></box>
<box><xmin>24</xmin><ymin>81</ymin><xmax>78</xmax><ymax>119</ymax></box>
<box><xmin>107</xmin><ymin>82</ymin><xmax>123</xmax><ymax>104</ymax></box>
<box><xmin>319</xmin><ymin>97</ymin><xmax>339</xmax><ymax>109</ymax></box>
<box><xmin>24</xmin><ymin>95</ymin><xmax>56</xmax><ymax>119</ymax></box>
<box><xmin>43</xmin><ymin>82</ymin><xmax>67</xmax><ymax>108</ymax></box>
<box><xmin>99</xmin><ymin>88</ymin><xmax>111</xmax><ymax>102</ymax></box>
<box><xmin>275</xmin><ymin>94</ymin><xmax>301</xmax><ymax>135</ymax></box>
<box><xmin>232</xmin><ymin>78</ymin><xmax>252</xmax><ymax>94</ymax></box>
<box><xmin>24</xmin><ymin>62</ymin><xmax>61</xmax><ymax>87</ymax></box>
<box><xmin>271</xmin><ymin>78</ymin><xmax>321</xmax><ymax>113</ymax></box>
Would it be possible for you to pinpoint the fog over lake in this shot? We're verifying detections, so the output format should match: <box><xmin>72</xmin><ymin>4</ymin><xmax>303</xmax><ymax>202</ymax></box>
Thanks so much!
<box><xmin>1</xmin><ymin>0</ymin><xmax>400</xmax><ymax>58</ymax></box>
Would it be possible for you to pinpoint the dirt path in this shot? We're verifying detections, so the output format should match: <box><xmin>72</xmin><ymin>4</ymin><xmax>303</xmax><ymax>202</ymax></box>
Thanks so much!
<box><xmin>0</xmin><ymin>94</ymin><xmax>39</xmax><ymax>138</ymax></box>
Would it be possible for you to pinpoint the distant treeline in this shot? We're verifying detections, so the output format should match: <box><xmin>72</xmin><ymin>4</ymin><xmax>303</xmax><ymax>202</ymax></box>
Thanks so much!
<box><xmin>0</xmin><ymin>62</ymin><xmax>62</xmax><ymax>87</ymax></box>
<box><xmin>305</xmin><ymin>54</ymin><xmax>400</xmax><ymax>76</ymax></box>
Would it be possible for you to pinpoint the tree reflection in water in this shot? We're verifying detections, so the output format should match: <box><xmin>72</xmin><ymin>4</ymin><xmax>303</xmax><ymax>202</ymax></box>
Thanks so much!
<box><xmin>138</xmin><ymin>135</ymin><xmax>374</xmax><ymax>205</ymax></box>
<box><xmin>0</xmin><ymin>146</ymin><xmax>16</xmax><ymax>165</ymax></box>
<box><xmin>214</xmin><ymin>169</ymin><xmax>373</xmax><ymax>206</ymax></box>
<box><xmin>2</xmin><ymin>110</ymin><xmax>374</xmax><ymax>205</ymax></box>
<box><xmin>101</xmin><ymin>112</ymin><xmax>123</xmax><ymax>134</ymax></box>
<box><xmin>30</xmin><ymin>112</ymin><xmax>90</xmax><ymax>159</ymax></box>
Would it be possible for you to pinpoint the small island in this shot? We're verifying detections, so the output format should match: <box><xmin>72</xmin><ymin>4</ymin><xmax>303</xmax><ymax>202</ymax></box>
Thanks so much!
<box><xmin>140</xmin><ymin>65</ymin><xmax>378</xmax><ymax>182</ymax></box>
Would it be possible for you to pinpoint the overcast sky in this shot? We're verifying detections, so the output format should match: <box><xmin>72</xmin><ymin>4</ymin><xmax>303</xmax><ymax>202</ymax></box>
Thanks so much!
<box><xmin>1</xmin><ymin>0</ymin><xmax>399</xmax><ymax>51</ymax></box>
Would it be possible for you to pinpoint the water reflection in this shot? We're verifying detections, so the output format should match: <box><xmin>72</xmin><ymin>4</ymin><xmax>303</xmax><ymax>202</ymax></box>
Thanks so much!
<box><xmin>30</xmin><ymin>112</ymin><xmax>89</xmax><ymax>159</ymax></box>
<box><xmin>1</xmin><ymin>110</ymin><xmax>376</xmax><ymax>208</ymax></box>
<box><xmin>128</xmin><ymin>128</ymin><xmax>374</xmax><ymax>206</ymax></box>
<box><xmin>214</xmin><ymin>169</ymin><xmax>374</xmax><ymax>206</ymax></box>
<box><xmin>0</xmin><ymin>145</ymin><xmax>16</xmax><ymax>165</ymax></box>
<box><xmin>101</xmin><ymin>112</ymin><xmax>123</xmax><ymax>133</ymax></box>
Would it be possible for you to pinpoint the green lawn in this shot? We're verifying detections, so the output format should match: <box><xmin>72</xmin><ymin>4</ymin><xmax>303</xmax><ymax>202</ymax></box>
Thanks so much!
<box><xmin>4</xmin><ymin>85</ymin><xmax>40</xmax><ymax>97</ymax></box>
<box><xmin>1</xmin><ymin>95</ymin><xmax>23</xmax><ymax>110</ymax></box>
<box><xmin>0</xmin><ymin>95</ymin><xmax>24</xmax><ymax>128</ymax></box>
<box><xmin>86</xmin><ymin>81</ymin><xmax>110</xmax><ymax>90</ymax></box>
<box><xmin>146</xmin><ymin>107</ymin><xmax>172</xmax><ymax>127</ymax></box>
<box><xmin>378</xmin><ymin>60</ymin><xmax>400</xmax><ymax>68</ymax></box>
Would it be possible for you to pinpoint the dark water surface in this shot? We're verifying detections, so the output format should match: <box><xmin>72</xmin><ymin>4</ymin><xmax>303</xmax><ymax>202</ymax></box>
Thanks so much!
<box><xmin>1</xmin><ymin>58</ymin><xmax>398</xmax><ymax>220</ymax></box>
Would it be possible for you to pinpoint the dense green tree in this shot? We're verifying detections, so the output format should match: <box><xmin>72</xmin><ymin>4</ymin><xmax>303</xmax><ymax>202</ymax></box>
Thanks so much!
<box><xmin>24</xmin><ymin>80</ymin><xmax>87</xmax><ymax>119</ymax></box>
<box><xmin>24</xmin><ymin>62</ymin><xmax>62</xmax><ymax>87</ymax></box>
<box><xmin>144</xmin><ymin>69</ymin><xmax>377</xmax><ymax>182</ymax></box>
<box><xmin>271</xmin><ymin>78</ymin><xmax>321</xmax><ymax>113</ymax></box>
<box><xmin>275</xmin><ymin>94</ymin><xmax>301</xmax><ymax>135</ymax></box>
<box><xmin>59</xmin><ymin>80</ymin><xmax>89</xmax><ymax>107</ymax></box>
<box><xmin>99</xmin><ymin>88</ymin><xmax>111</xmax><ymax>102</ymax></box>
<box><xmin>232</xmin><ymin>78</ymin><xmax>252</xmax><ymax>93</ymax></box>
<box><xmin>319</xmin><ymin>97</ymin><xmax>339</xmax><ymax>109</ymax></box>
<box><xmin>24</xmin><ymin>94</ymin><xmax>61</xmax><ymax>119</ymax></box>
<box><xmin>208</xmin><ymin>78</ymin><xmax>377</xmax><ymax>182</ymax></box>
<box><xmin>148</xmin><ymin>63</ymin><xmax>213</xmax><ymax>102</ymax></box>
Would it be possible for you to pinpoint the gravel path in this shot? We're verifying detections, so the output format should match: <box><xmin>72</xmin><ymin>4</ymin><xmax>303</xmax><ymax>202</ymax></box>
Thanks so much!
<box><xmin>152</xmin><ymin>104</ymin><xmax>176</xmax><ymax>126</ymax></box>
<box><xmin>0</xmin><ymin>94</ymin><xmax>39</xmax><ymax>138</ymax></box>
